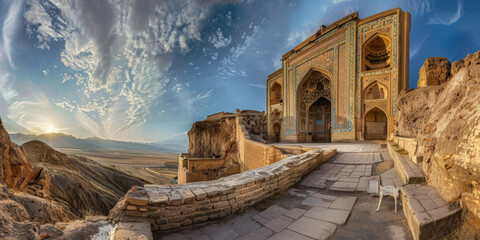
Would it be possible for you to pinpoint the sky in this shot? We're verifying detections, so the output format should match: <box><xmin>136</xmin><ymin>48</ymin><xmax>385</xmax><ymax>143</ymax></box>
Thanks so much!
<box><xmin>0</xmin><ymin>0</ymin><xmax>478</xmax><ymax>145</ymax></box>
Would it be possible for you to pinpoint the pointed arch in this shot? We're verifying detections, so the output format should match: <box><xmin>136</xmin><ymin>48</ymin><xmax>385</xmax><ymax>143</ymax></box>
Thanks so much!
<box><xmin>362</xmin><ymin>32</ymin><xmax>392</xmax><ymax>71</ymax></box>
<box><xmin>364</xmin><ymin>81</ymin><xmax>388</xmax><ymax>100</ymax></box>
<box><xmin>270</xmin><ymin>81</ymin><xmax>282</xmax><ymax>105</ymax></box>
<box><xmin>364</xmin><ymin>107</ymin><xmax>388</xmax><ymax>140</ymax></box>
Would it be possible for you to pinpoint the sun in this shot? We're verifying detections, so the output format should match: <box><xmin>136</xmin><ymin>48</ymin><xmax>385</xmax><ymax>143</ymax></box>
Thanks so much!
<box><xmin>44</xmin><ymin>125</ymin><xmax>58</xmax><ymax>134</ymax></box>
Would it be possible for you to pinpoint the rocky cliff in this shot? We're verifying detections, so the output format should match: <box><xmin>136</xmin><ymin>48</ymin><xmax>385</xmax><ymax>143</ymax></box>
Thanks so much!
<box><xmin>22</xmin><ymin>140</ymin><xmax>145</xmax><ymax>217</ymax></box>
<box><xmin>396</xmin><ymin>51</ymin><xmax>480</xmax><ymax>222</ymax></box>
<box><xmin>0</xmin><ymin>118</ymin><xmax>49</xmax><ymax>197</ymax></box>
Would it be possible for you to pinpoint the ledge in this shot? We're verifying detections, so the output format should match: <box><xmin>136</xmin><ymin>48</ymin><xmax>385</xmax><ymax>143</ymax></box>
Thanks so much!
<box><xmin>401</xmin><ymin>184</ymin><xmax>461</xmax><ymax>240</ymax></box>
<box><xmin>387</xmin><ymin>142</ymin><xmax>425</xmax><ymax>184</ymax></box>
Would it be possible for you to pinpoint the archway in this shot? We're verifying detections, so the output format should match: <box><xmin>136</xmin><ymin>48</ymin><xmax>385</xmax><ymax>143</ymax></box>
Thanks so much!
<box><xmin>363</xmin><ymin>34</ymin><xmax>391</xmax><ymax>71</ymax></box>
<box><xmin>273</xmin><ymin>123</ymin><xmax>281</xmax><ymax>142</ymax></box>
<box><xmin>298</xmin><ymin>70</ymin><xmax>331</xmax><ymax>142</ymax></box>
<box><xmin>364</xmin><ymin>107</ymin><xmax>387</xmax><ymax>140</ymax></box>
<box><xmin>270</xmin><ymin>82</ymin><xmax>282</xmax><ymax>104</ymax></box>
<box><xmin>309</xmin><ymin>97</ymin><xmax>331</xmax><ymax>142</ymax></box>
<box><xmin>365</xmin><ymin>82</ymin><xmax>387</xmax><ymax>100</ymax></box>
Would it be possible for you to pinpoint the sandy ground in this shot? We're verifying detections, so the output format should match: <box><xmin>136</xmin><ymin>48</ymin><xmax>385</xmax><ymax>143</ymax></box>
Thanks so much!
<box><xmin>59</xmin><ymin>148</ymin><xmax>179</xmax><ymax>185</ymax></box>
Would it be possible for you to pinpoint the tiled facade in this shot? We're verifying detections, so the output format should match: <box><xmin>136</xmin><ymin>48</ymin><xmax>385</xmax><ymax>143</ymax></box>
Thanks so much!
<box><xmin>266</xmin><ymin>8</ymin><xmax>410</xmax><ymax>143</ymax></box>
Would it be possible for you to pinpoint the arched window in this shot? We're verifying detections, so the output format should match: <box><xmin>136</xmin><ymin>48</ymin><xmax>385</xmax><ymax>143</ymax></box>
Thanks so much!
<box><xmin>363</xmin><ymin>35</ymin><xmax>391</xmax><ymax>71</ymax></box>
<box><xmin>270</xmin><ymin>82</ymin><xmax>282</xmax><ymax>104</ymax></box>
<box><xmin>365</xmin><ymin>83</ymin><xmax>387</xmax><ymax>100</ymax></box>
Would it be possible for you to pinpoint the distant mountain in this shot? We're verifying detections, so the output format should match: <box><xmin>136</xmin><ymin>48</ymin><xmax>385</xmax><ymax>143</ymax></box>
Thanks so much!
<box><xmin>10</xmin><ymin>133</ymin><xmax>187</xmax><ymax>153</ymax></box>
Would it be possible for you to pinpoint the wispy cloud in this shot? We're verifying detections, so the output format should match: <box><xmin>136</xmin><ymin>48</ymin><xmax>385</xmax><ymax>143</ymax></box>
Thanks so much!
<box><xmin>427</xmin><ymin>0</ymin><xmax>463</xmax><ymax>25</ymax></box>
<box><xmin>2</xmin><ymin>1</ymin><xmax>22</xmax><ymax>69</ymax></box>
<box><xmin>410</xmin><ymin>31</ymin><xmax>431</xmax><ymax>58</ymax></box>
<box><xmin>248</xmin><ymin>83</ymin><xmax>266</xmax><ymax>89</ymax></box>
<box><xmin>332</xmin><ymin>0</ymin><xmax>351</xmax><ymax>4</ymax></box>
<box><xmin>208</xmin><ymin>28</ymin><xmax>232</xmax><ymax>48</ymax></box>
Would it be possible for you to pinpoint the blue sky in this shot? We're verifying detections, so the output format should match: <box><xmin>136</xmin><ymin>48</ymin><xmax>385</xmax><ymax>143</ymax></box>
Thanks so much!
<box><xmin>0</xmin><ymin>0</ymin><xmax>477</xmax><ymax>145</ymax></box>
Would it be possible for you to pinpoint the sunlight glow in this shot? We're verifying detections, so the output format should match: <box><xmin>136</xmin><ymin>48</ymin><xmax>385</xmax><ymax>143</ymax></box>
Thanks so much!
<box><xmin>44</xmin><ymin>125</ymin><xmax>58</xmax><ymax>134</ymax></box>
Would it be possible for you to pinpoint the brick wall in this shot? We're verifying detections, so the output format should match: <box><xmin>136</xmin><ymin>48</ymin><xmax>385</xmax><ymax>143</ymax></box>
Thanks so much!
<box><xmin>109</xmin><ymin>148</ymin><xmax>337</xmax><ymax>231</ymax></box>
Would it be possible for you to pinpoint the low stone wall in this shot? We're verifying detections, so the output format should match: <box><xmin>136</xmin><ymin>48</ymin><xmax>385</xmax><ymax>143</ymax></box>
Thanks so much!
<box><xmin>387</xmin><ymin>142</ymin><xmax>425</xmax><ymax>184</ymax></box>
<box><xmin>177</xmin><ymin>154</ymin><xmax>225</xmax><ymax>184</ymax></box>
<box><xmin>392</xmin><ymin>136</ymin><xmax>424</xmax><ymax>163</ymax></box>
<box><xmin>236</xmin><ymin>116</ymin><xmax>287</xmax><ymax>172</ymax></box>
<box><xmin>392</xmin><ymin>136</ymin><xmax>418</xmax><ymax>157</ymax></box>
<box><xmin>109</xmin><ymin>149</ymin><xmax>337</xmax><ymax>231</ymax></box>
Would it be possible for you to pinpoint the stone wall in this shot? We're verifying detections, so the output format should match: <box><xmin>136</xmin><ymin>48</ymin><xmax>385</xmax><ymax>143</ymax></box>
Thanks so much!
<box><xmin>392</xmin><ymin>136</ymin><xmax>420</xmax><ymax>159</ymax></box>
<box><xmin>109</xmin><ymin>149</ymin><xmax>337</xmax><ymax>231</ymax></box>
<box><xmin>395</xmin><ymin>50</ymin><xmax>480</xmax><ymax>221</ymax></box>
<box><xmin>236</xmin><ymin>115</ymin><xmax>287</xmax><ymax>172</ymax></box>
<box><xmin>177</xmin><ymin>154</ymin><xmax>225</xmax><ymax>184</ymax></box>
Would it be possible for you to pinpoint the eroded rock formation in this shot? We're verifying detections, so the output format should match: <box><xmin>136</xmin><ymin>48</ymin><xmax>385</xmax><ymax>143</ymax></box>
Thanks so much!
<box><xmin>22</xmin><ymin>140</ymin><xmax>145</xmax><ymax>218</ymax></box>
<box><xmin>417</xmin><ymin>57</ymin><xmax>451</xmax><ymax>87</ymax></box>
<box><xmin>396</xmin><ymin>50</ymin><xmax>480</xmax><ymax>220</ymax></box>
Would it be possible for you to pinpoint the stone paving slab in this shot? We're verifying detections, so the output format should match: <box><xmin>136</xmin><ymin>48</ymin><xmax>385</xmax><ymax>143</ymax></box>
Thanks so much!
<box><xmin>380</xmin><ymin>168</ymin><xmax>404</xmax><ymax>188</ymax></box>
<box><xmin>284</xmin><ymin>208</ymin><xmax>307</xmax><ymax>220</ymax></box>
<box><xmin>333</xmin><ymin>153</ymin><xmax>382</xmax><ymax>165</ymax></box>
<box><xmin>268</xmin><ymin>229</ymin><xmax>314</xmax><ymax>240</ymax></box>
<box><xmin>329</xmin><ymin>197</ymin><xmax>357</xmax><ymax>211</ymax></box>
<box><xmin>301</xmin><ymin>196</ymin><xmax>331</xmax><ymax>208</ymax></box>
<box><xmin>202</xmin><ymin>223</ymin><xmax>240</xmax><ymax>240</ymax></box>
<box><xmin>330</xmin><ymin>181</ymin><xmax>358</xmax><ymax>192</ymax></box>
<box><xmin>237</xmin><ymin>227</ymin><xmax>273</xmax><ymax>240</ymax></box>
<box><xmin>304</xmin><ymin>207</ymin><xmax>351</xmax><ymax>225</ymax></box>
<box><xmin>401</xmin><ymin>184</ymin><xmax>461</xmax><ymax>240</ymax></box>
<box><xmin>264</xmin><ymin>216</ymin><xmax>293</xmax><ymax>232</ymax></box>
<box><xmin>287</xmin><ymin>216</ymin><xmax>336</xmax><ymax>240</ymax></box>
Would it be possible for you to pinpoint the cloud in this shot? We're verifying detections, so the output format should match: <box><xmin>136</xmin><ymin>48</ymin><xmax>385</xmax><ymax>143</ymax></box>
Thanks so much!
<box><xmin>0</xmin><ymin>72</ymin><xmax>18</xmax><ymax>102</ymax></box>
<box><xmin>427</xmin><ymin>0</ymin><xmax>463</xmax><ymax>25</ymax></box>
<box><xmin>21</xmin><ymin>0</ymin><xmax>235</xmax><ymax>141</ymax></box>
<box><xmin>410</xmin><ymin>32</ymin><xmax>431</xmax><ymax>58</ymax></box>
<box><xmin>404</xmin><ymin>0</ymin><xmax>433</xmax><ymax>16</ymax></box>
<box><xmin>208</xmin><ymin>28</ymin><xmax>232</xmax><ymax>48</ymax></box>
<box><xmin>332</xmin><ymin>0</ymin><xmax>351</xmax><ymax>4</ymax></box>
<box><xmin>3</xmin><ymin>1</ymin><xmax>23</xmax><ymax>69</ymax></box>
<box><xmin>248</xmin><ymin>83</ymin><xmax>266</xmax><ymax>89</ymax></box>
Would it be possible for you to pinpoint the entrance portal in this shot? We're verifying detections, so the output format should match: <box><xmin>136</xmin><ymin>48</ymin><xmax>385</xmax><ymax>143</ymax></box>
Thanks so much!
<box><xmin>364</xmin><ymin>108</ymin><xmax>387</xmax><ymax>140</ymax></box>
<box><xmin>298</xmin><ymin>70</ymin><xmax>331</xmax><ymax>143</ymax></box>
<box><xmin>309</xmin><ymin>97</ymin><xmax>331</xmax><ymax>142</ymax></box>
<box><xmin>273</xmin><ymin>123</ymin><xmax>281</xmax><ymax>142</ymax></box>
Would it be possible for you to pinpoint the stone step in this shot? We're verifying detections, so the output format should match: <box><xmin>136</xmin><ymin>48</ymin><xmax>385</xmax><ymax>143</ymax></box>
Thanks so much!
<box><xmin>400</xmin><ymin>184</ymin><xmax>461</xmax><ymax>240</ymax></box>
<box><xmin>387</xmin><ymin>142</ymin><xmax>425</xmax><ymax>184</ymax></box>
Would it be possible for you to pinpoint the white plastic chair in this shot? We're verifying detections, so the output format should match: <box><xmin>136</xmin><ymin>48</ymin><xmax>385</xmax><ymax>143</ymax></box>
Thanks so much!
<box><xmin>376</xmin><ymin>185</ymin><xmax>399</xmax><ymax>213</ymax></box>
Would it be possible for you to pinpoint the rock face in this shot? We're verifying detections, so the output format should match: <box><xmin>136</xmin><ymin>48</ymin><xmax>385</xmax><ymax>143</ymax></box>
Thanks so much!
<box><xmin>417</xmin><ymin>57</ymin><xmax>451</xmax><ymax>87</ymax></box>
<box><xmin>188</xmin><ymin>116</ymin><xmax>238</xmax><ymax>160</ymax></box>
<box><xmin>0</xmin><ymin>185</ymin><xmax>70</xmax><ymax>239</ymax></box>
<box><xmin>396</xmin><ymin>50</ymin><xmax>480</xmax><ymax>220</ymax></box>
<box><xmin>0</xmin><ymin>118</ymin><xmax>50</xmax><ymax>199</ymax></box>
<box><xmin>0</xmin><ymin>118</ymin><xmax>34</xmax><ymax>191</ymax></box>
<box><xmin>22</xmin><ymin>140</ymin><xmax>145</xmax><ymax>218</ymax></box>
<box><xmin>188</xmin><ymin>110</ymin><xmax>266</xmax><ymax>160</ymax></box>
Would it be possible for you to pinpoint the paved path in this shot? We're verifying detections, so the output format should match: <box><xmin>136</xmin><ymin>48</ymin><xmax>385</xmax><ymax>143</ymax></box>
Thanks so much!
<box><xmin>156</xmin><ymin>142</ymin><xmax>412</xmax><ymax>240</ymax></box>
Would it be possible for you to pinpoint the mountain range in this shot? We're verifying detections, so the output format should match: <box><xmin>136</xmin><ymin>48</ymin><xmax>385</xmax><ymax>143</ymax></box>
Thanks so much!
<box><xmin>10</xmin><ymin>133</ymin><xmax>187</xmax><ymax>153</ymax></box>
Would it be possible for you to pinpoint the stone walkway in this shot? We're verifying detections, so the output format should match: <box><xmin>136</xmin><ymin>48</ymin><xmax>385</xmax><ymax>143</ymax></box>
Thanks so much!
<box><xmin>156</xmin><ymin>143</ymin><xmax>412</xmax><ymax>240</ymax></box>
